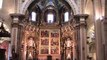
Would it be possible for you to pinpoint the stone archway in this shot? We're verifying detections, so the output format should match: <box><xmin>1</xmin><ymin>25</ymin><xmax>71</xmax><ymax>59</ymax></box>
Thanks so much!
<box><xmin>19</xmin><ymin>0</ymin><xmax>79</xmax><ymax>14</ymax></box>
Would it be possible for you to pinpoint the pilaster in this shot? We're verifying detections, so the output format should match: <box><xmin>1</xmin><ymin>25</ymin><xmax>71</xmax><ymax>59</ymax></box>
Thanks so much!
<box><xmin>74</xmin><ymin>14</ymin><xmax>88</xmax><ymax>60</ymax></box>
<box><xmin>100</xmin><ymin>17</ymin><xmax>107</xmax><ymax>60</ymax></box>
<box><xmin>102</xmin><ymin>0</ymin><xmax>107</xmax><ymax>60</ymax></box>
<box><xmin>95</xmin><ymin>19</ymin><xmax>104</xmax><ymax>60</ymax></box>
<box><xmin>10</xmin><ymin>13</ymin><xmax>25</xmax><ymax>59</ymax></box>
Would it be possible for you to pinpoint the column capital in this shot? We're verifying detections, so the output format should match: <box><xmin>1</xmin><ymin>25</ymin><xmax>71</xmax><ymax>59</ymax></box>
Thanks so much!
<box><xmin>74</xmin><ymin>14</ymin><xmax>89</xmax><ymax>27</ymax></box>
<box><xmin>10</xmin><ymin>13</ymin><xmax>25</xmax><ymax>27</ymax></box>
<box><xmin>74</xmin><ymin>14</ymin><xmax>89</xmax><ymax>20</ymax></box>
<box><xmin>10</xmin><ymin>13</ymin><xmax>25</xmax><ymax>19</ymax></box>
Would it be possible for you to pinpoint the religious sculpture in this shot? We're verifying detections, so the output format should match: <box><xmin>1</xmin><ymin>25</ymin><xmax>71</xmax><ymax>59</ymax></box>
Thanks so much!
<box><xmin>65</xmin><ymin>37</ymin><xmax>73</xmax><ymax>60</ymax></box>
<box><xmin>27</xmin><ymin>36</ymin><xmax>35</xmax><ymax>60</ymax></box>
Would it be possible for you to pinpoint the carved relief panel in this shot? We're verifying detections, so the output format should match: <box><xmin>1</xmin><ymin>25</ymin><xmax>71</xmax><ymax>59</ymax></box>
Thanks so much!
<box><xmin>20</xmin><ymin>24</ymin><xmax>39</xmax><ymax>60</ymax></box>
<box><xmin>61</xmin><ymin>24</ymin><xmax>77</xmax><ymax>60</ymax></box>
<box><xmin>39</xmin><ymin>29</ymin><xmax>60</xmax><ymax>55</ymax></box>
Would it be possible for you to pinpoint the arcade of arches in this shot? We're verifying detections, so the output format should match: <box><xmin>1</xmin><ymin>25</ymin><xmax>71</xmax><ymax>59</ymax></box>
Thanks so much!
<box><xmin>0</xmin><ymin>0</ymin><xmax>107</xmax><ymax>60</ymax></box>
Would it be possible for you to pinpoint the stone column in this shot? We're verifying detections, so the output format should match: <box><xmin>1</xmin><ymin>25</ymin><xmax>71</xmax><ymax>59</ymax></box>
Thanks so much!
<box><xmin>93</xmin><ymin>0</ymin><xmax>106</xmax><ymax>60</ymax></box>
<box><xmin>74</xmin><ymin>24</ymin><xmax>80</xmax><ymax>60</ymax></box>
<box><xmin>10</xmin><ymin>13</ymin><xmax>24</xmax><ymax>59</ymax></box>
<box><xmin>95</xmin><ymin>19</ymin><xmax>104</xmax><ymax>60</ymax></box>
<box><xmin>103</xmin><ymin>0</ymin><xmax>107</xmax><ymax>60</ymax></box>
<box><xmin>74</xmin><ymin>14</ymin><xmax>88</xmax><ymax>60</ymax></box>
<box><xmin>100</xmin><ymin>18</ymin><xmax>107</xmax><ymax>60</ymax></box>
<box><xmin>95</xmin><ymin>0</ymin><xmax>107</xmax><ymax>60</ymax></box>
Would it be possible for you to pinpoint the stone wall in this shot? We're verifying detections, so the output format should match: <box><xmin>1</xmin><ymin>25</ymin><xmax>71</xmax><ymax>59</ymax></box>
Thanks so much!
<box><xmin>0</xmin><ymin>0</ymin><xmax>15</xmax><ymax>31</ymax></box>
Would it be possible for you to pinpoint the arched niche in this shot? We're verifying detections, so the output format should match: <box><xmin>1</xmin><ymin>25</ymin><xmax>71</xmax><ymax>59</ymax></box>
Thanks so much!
<box><xmin>42</xmin><ymin>5</ymin><xmax>58</xmax><ymax>25</ymax></box>
<box><xmin>19</xmin><ymin>0</ymin><xmax>78</xmax><ymax>60</ymax></box>
<box><xmin>59</xmin><ymin>5</ymin><xmax>74</xmax><ymax>24</ymax></box>
<box><xmin>23</xmin><ymin>0</ymin><xmax>75</xmax><ymax>26</ymax></box>
<box><xmin>25</xmin><ymin>5</ymin><xmax>41</xmax><ymax>25</ymax></box>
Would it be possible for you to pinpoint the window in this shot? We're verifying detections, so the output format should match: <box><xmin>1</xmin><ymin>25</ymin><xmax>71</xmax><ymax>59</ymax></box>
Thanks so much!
<box><xmin>47</xmin><ymin>13</ymin><xmax>54</xmax><ymax>23</ymax></box>
<box><xmin>64</xmin><ymin>12</ymin><xmax>69</xmax><ymax>22</ymax></box>
<box><xmin>0</xmin><ymin>0</ymin><xmax>3</xmax><ymax>9</ymax></box>
<box><xmin>31</xmin><ymin>12</ymin><xmax>36</xmax><ymax>21</ymax></box>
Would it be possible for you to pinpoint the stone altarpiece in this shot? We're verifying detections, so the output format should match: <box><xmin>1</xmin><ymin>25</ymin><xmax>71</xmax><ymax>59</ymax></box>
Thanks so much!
<box><xmin>18</xmin><ymin>20</ymin><xmax>77</xmax><ymax>60</ymax></box>
<box><xmin>10</xmin><ymin>0</ymin><xmax>88</xmax><ymax>60</ymax></box>
<box><xmin>10</xmin><ymin>14</ymin><xmax>88</xmax><ymax>60</ymax></box>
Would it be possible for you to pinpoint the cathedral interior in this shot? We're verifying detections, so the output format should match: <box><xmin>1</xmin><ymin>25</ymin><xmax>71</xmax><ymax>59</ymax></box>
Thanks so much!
<box><xmin>0</xmin><ymin>0</ymin><xmax>106</xmax><ymax>60</ymax></box>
